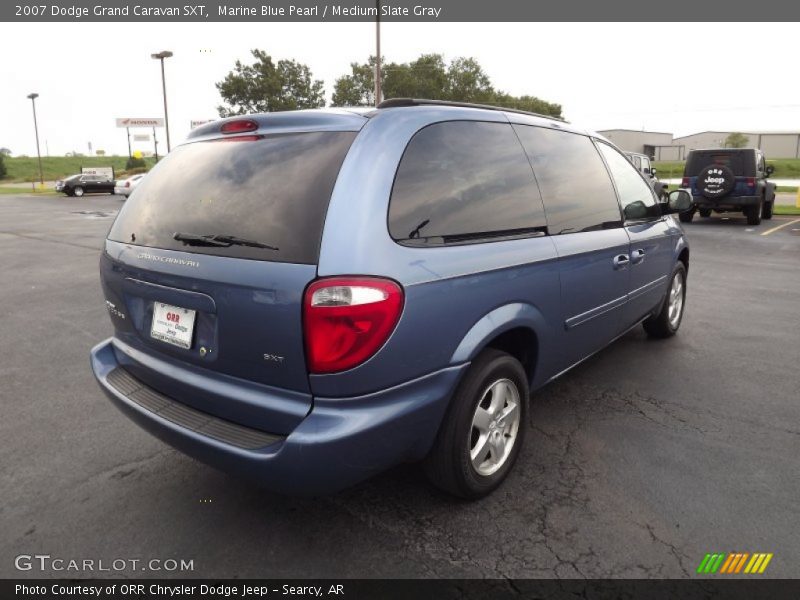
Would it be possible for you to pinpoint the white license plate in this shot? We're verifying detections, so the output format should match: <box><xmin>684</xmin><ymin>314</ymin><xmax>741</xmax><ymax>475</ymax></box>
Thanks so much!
<box><xmin>150</xmin><ymin>302</ymin><xmax>196</xmax><ymax>349</ymax></box>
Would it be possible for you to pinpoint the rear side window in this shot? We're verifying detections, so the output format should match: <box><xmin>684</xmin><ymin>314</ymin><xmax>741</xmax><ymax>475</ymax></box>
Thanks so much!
<box><xmin>388</xmin><ymin>121</ymin><xmax>546</xmax><ymax>245</ymax></box>
<box><xmin>685</xmin><ymin>151</ymin><xmax>755</xmax><ymax>177</ymax></box>
<box><xmin>513</xmin><ymin>125</ymin><xmax>622</xmax><ymax>234</ymax></box>
<box><xmin>108</xmin><ymin>132</ymin><xmax>357</xmax><ymax>264</ymax></box>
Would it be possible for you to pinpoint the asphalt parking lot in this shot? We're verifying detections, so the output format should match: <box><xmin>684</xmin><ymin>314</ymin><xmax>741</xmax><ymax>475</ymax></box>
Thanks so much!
<box><xmin>1</xmin><ymin>193</ymin><xmax>799</xmax><ymax>579</ymax></box>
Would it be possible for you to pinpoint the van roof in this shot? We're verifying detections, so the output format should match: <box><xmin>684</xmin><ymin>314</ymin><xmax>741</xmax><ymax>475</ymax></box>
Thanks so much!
<box><xmin>184</xmin><ymin>101</ymin><xmax>595</xmax><ymax>146</ymax></box>
<box><xmin>377</xmin><ymin>98</ymin><xmax>566</xmax><ymax>123</ymax></box>
<box><xmin>186</xmin><ymin>108</ymin><xmax>369</xmax><ymax>142</ymax></box>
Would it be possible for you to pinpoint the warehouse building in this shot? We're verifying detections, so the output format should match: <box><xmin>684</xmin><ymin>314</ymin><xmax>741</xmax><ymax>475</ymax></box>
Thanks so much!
<box><xmin>597</xmin><ymin>129</ymin><xmax>800</xmax><ymax>160</ymax></box>
<box><xmin>673</xmin><ymin>131</ymin><xmax>800</xmax><ymax>159</ymax></box>
<box><xmin>597</xmin><ymin>129</ymin><xmax>675</xmax><ymax>159</ymax></box>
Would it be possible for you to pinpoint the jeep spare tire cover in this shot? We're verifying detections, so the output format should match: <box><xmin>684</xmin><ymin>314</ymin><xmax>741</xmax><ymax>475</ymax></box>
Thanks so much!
<box><xmin>697</xmin><ymin>164</ymin><xmax>735</xmax><ymax>199</ymax></box>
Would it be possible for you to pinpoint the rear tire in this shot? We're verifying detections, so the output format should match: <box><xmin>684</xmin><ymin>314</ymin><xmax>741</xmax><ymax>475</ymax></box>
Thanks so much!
<box><xmin>424</xmin><ymin>349</ymin><xmax>528</xmax><ymax>499</ymax></box>
<box><xmin>644</xmin><ymin>262</ymin><xmax>687</xmax><ymax>339</ymax></box>
<box><xmin>762</xmin><ymin>201</ymin><xmax>773</xmax><ymax>220</ymax></box>
<box><xmin>746</xmin><ymin>199</ymin><xmax>762</xmax><ymax>226</ymax></box>
<box><xmin>678</xmin><ymin>208</ymin><xmax>695</xmax><ymax>223</ymax></box>
<box><xmin>698</xmin><ymin>208</ymin><xmax>712</xmax><ymax>218</ymax></box>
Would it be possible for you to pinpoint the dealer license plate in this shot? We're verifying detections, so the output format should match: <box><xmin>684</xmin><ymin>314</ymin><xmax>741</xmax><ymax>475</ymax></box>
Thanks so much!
<box><xmin>150</xmin><ymin>302</ymin><xmax>196</xmax><ymax>349</ymax></box>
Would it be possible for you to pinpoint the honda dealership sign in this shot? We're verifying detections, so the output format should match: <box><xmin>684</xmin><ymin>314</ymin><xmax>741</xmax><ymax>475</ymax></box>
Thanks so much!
<box><xmin>116</xmin><ymin>117</ymin><xmax>165</xmax><ymax>128</ymax></box>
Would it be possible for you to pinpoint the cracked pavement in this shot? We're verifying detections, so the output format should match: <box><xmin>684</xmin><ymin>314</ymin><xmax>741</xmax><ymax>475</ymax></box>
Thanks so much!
<box><xmin>1</xmin><ymin>194</ymin><xmax>798</xmax><ymax>579</ymax></box>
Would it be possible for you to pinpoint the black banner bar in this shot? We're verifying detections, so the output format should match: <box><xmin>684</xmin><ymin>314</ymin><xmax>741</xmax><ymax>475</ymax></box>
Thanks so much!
<box><xmin>3</xmin><ymin>0</ymin><xmax>799</xmax><ymax>22</ymax></box>
<box><xmin>5</xmin><ymin>579</ymin><xmax>800</xmax><ymax>600</ymax></box>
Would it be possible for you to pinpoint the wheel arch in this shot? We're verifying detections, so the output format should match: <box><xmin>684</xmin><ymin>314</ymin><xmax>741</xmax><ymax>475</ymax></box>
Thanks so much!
<box><xmin>678</xmin><ymin>246</ymin><xmax>690</xmax><ymax>274</ymax></box>
<box><xmin>450</xmin><ymin>303</ymin><xmax>545</xmax><ymax>387</ymax></box>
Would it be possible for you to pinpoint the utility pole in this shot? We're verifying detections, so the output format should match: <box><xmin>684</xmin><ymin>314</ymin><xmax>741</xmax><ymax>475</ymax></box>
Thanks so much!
<box><xmin>151</xmin><ymin>50</ymin><xmax>173</xmax><ymax>152</ymax></box>
<box><xmin>374</xmin><ymin>0</ymin><xmax>382</xmax><ymax>106</ymax></box>
<box><xmin>27</xmin><ymin>93</ymin><xmax>44</xmax><ymax>186</ymax></box>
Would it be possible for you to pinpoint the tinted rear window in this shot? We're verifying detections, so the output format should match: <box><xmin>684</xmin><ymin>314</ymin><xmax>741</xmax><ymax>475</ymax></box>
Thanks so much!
<box><xmin>685</xmin><ymin>151</ymin><xmax>755</xmax><ymax>177</ymax></box>
<box><xmin>388</xmin><ymin>121</ymin><xmax>547</xmax><ymax>245</ymax></box>
<box><xmin>108</xmin><ymin>131</ymin><xmax>357</xmax><ymax>264</ymax></box>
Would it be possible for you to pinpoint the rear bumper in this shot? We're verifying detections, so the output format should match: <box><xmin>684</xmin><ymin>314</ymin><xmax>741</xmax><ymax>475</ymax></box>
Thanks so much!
<box><xmin>91</xmin><ymin>338</ymin><xmax>467</xmax><ymax>495</ymax></box>
<box><xmin>692</xmin><ymin>194</ymin><xmax>760</xmax><ymax>209</ymax></box>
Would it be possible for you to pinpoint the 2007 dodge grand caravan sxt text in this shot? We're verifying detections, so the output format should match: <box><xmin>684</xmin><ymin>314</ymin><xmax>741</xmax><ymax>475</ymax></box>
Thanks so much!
<box><xmin>91</xmin><ymin>99</ymin><xmax>692</xmax><ymax>498</ymax></box>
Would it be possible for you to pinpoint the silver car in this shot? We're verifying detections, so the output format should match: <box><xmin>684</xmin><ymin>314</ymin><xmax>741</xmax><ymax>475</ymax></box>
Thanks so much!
<box><xmin>114</xmin><ymin>174</ymin><xmax>145</xmax><ymax>197</ymax></box>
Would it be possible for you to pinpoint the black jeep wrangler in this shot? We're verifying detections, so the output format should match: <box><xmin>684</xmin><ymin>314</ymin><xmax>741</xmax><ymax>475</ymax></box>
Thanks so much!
<box><xmin>680</xmin><ymin>148</ymin><xmax>776</xmax><ymax>225</ymax></box>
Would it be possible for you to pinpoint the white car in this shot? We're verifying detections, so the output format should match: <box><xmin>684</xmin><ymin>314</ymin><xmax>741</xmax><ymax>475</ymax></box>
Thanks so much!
<box><xmin>114</xmin><ymin>174</ymin><xmax>145</xmax><ymax>197</ymax></box>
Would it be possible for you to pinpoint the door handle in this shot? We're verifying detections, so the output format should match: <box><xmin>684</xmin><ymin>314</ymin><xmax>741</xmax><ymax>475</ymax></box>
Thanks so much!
<box><xmin>631</xmin><ymin>249</ymin><xmax>646</xmax><ymax>264</ymax></box>
<box><xmin>613</xmin><ymin>254</ymin><xmax>630</xmax><ymax>269</ymax></box>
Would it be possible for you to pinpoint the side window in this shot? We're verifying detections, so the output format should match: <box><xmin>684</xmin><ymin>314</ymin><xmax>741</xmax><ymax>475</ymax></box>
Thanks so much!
<box><xmin>757</xmin><ymin>154</ymin><xmax>765</xmax><ymax>174</ymax></box>
<box><xmin>596</xmin><ymin>142</ymin><xmax>660</xmax><ymax>221</ymax></box>
<box><xmin>513</xmin><ymin>125</ymin><xmax>622</xmax><ymax>234</ymax></box>
<box><xmin>388</xmin><ymin>121</ymin><xmax>546</xmax><ymax>244</ymax></box>
<box><xmin>632</xmin><ymin>155</ymin><xmax>642</xmax><ymax>171</ymax></box>
<box><xmin>641</xmin><ymin>156</ymin><xmax>651</xmax><ymax>175</ymax></box>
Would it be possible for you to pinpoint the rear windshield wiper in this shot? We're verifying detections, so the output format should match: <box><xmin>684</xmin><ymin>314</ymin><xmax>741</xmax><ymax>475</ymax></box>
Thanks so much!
<box><xmin>173</xmin><ymin>232</ymin><xmax>278</xmax><ymax>251</ymax></box>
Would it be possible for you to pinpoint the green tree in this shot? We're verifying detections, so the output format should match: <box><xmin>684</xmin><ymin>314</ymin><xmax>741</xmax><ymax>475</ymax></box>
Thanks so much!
<box><xmin>331</xmin><ymin>54</ymin><xmax>561</xmax><ymax>119</ymax></box>
<box><xmin>331</xmin><ymin>56</ymin><xmax>383</xmax><ymax>106</ymax></box>
<box><xmin>385</xmin><ymin>54</ymin><xmax>449</xmax><ymax>100</ymax></box>
<box><xmin>216</xmin><ymin>49</ymin><xmax>325</xmax><ymax>116</ymax></box>
<box><xmin>446</xmin><ymin>57</ymin><xmax>494</xmax><ymax>103</ymax></box>
<box><xmin>724</xmin><ymin>132</ymin><xmax>749</xmax><ymax>148</ymax></box>
<box><xmin>0</xmin><ymin>153</ymin><xmax>6</xmax><ymax>178</ymax></box>
<box><xmin>0</xmin><ymin>147</ymin><xmax>11</xmax><ymax>156</ymax></box>
<box><xmin>489</xmin><ymin>93</ymin><xmax>562</xmax><ymax>119</ymax></box>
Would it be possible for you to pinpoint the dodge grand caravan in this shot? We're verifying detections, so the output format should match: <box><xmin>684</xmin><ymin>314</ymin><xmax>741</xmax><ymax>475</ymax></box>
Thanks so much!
<box><xmin>90</xmin><ymin>99</ymin><xmax>692</xmax><ymax>498</ymax></box>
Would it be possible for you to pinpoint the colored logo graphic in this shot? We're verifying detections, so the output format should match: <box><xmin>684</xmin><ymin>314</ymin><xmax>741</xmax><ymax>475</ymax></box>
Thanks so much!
<box><xmin>697</xmin><ymin>552</ymin><xmax>773</xmax><ymax>574</ymax></box>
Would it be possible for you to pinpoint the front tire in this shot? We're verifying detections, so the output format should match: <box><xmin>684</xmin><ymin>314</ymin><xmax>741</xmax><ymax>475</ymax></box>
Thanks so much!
<box><xmin>73</xmin><ymin>186</ymin><xmax>85</xmax><ymax>198</ymax></box>
<box><xmin>698</xmin><ymin>208</ymin><xmax>712</xmax><ymax>218</ymax></box>
<box><xmin>424</xmin><ymin>349</ymin><xmax>528</xmax><ymax>499</ymax></box>
<box><xmin>644</xmin><ymin>263</ymin><xmax>687</xmax><ymax>338</ymax></box>
<box><xmin>762</xmin><ymin>200</ymin><xmax>773</xmax><ymax>220</ymax></box>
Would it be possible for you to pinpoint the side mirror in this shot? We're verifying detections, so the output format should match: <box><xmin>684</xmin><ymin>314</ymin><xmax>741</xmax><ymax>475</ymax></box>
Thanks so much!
<box><xmin>765</xmin><ymin>165</ymin><xmax>774</xmax><ymax>176</ymax></box>
<box><xmin>664</xmin><ymin>189</ymin><xmax>693</xmax><ymax>214</ymax></box>
<box><xmin>624</xmin><ymin>200</ymin><xmax>649</xmax><ymax>220</ymax></box>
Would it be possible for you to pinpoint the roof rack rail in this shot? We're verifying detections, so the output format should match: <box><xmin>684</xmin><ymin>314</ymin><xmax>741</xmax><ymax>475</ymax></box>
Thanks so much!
<box><xmin>376</xmin><ymin>98</ymin><xmax>566</xmax><ymax>123</ymax></box>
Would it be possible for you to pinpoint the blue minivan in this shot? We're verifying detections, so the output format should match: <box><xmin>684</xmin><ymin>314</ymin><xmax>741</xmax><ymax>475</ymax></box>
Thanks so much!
<box><xmin>91</xmin><ymin>99</ymin><xmax>692</xmax><ymax>498</ymax></box>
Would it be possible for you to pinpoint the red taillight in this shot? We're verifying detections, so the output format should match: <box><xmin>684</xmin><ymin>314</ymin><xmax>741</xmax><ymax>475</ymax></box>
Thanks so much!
<box><xmin>303</xmin><ymin>277</ymin><xmax>404</xmax><ymax>374</ymax></box>
<box><xmin>745</xmin><ymin>177</ymin><xmax>755</xmax><ymax>188</ymax></box>
<box><xmin>220</xmin><ymin>119</ymin><xmax>258</xmax><ymax>134</ymax></box>
<box><xmin>124</xmin><ymin>181</ymin><xmax>131</xmax><ymax>188</ymax></box>
<box><xmin>681</xmin><ymin>177</ymin><xmax>690</xmax><ymax>188</ymax></box>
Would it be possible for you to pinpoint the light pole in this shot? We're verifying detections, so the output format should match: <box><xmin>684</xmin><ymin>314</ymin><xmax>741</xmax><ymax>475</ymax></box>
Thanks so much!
<box><xmin>374</xmin><ymin>1</ymin><xmax>382</xmax><ymax>106</ymax></box>
<box><xmin>27</xmin><ymin>93</ymin><xmax>44</xmax><ymax>186</ymax></box>
<box><xmin>151</xmin><ymin>50</ymin><xmax>173</xmax><ymax>152</ymax></box>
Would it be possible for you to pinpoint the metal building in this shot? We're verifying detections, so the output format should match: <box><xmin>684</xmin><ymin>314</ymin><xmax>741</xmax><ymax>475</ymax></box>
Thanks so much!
<box><xmin>597</xmin><ymin>129</ymin><xmax>800</xmax><ymax>159</ymax></box>
<box><xmin>672</xmin><ymin>131</ymin><xmax>800</xmax><ymax>158</ymax></box>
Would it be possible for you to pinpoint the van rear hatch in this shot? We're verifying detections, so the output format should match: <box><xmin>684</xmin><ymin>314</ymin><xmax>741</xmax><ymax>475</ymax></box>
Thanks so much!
<box><xmin>101</xmin><ymin>128</ymin><xmax>358</xmax><ymax>433</ymax></box>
